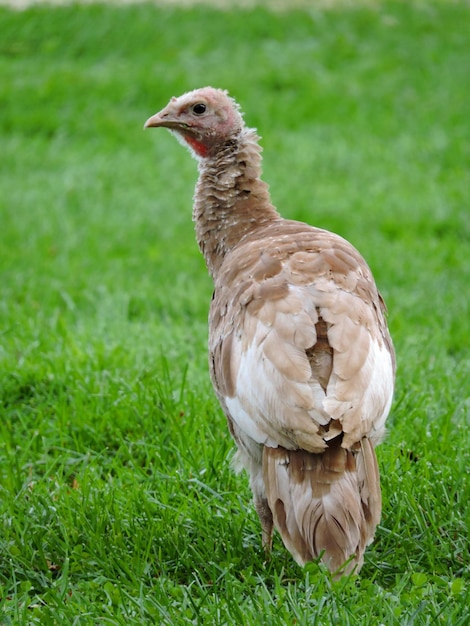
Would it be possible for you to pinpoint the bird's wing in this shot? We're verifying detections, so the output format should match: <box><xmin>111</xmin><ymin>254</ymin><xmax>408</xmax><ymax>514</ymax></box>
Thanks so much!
<box><xmin>209</xmin><ymin>221</ymin><xmax>395</xmax><ymax>452</ymax></box>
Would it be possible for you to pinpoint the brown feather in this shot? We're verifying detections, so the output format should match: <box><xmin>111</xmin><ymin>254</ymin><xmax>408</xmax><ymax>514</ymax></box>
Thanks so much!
<box><xmin>263</xmin><ymin>438</ymin><xmax>381</xmax><ymax>576</ymax></box>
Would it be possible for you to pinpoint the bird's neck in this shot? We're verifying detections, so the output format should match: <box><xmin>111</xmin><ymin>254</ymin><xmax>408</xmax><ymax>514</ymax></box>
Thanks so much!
<box><xmin>192</xmin><ymin>128</ymin><xmax>279</xmax><ymax>279</ymax></box>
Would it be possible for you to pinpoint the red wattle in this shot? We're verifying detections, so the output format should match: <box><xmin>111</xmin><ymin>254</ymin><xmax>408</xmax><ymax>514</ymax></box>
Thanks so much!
<box><xmin>184</xmin><ymin>136</ymin><xmax>208</xmax><ymax>158</ymax></box>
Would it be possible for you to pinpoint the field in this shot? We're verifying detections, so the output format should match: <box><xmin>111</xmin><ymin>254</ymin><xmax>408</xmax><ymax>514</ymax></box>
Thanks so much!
<box><xmin>1</xmin><ymin>0</ymin><xmax>469</xmax><ymax>623</ymax></box>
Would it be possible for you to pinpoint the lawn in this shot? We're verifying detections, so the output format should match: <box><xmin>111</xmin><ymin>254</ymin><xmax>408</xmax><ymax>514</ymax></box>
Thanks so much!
<box><xmin>1</xmin><ymin>0</ymin><xmax>469</xmax><ymax>623</ymax></box>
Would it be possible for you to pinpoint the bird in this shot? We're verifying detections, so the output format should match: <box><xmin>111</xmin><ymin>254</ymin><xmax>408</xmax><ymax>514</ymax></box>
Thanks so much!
<box><xmin>144</xmin><ymin>87</ymin><xmax>395</xmax><ymax>576</ymax></box>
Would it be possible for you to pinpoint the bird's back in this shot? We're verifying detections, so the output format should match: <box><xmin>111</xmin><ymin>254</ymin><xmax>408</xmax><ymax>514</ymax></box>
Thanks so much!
<box><xmin>209</xmin><ymin>218</ymin><xmax>395</xmax><ymax>575</ymax></box>
<box><xmin>210</xmin><ymin>218</ymin><xmax>395</xmax><ymax>452</ymax></box>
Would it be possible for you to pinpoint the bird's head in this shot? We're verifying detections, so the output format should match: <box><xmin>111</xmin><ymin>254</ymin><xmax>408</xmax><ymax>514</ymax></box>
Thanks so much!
<box><xmin>144</xmin><ymin>87</ymin><xmax>244</xmax><ymax>159</ymax></box>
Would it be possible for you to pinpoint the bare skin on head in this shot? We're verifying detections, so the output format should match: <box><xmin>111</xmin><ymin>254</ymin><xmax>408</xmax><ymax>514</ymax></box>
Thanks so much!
<box><xmin>145</xmin><ymin>87</ymin><xmax>395</xmax><ymax>577</ymax></box>
<box><xmin>145</xmin><ymin>87</ymin><xmax>244</xmax><ymax>159</ymax></box>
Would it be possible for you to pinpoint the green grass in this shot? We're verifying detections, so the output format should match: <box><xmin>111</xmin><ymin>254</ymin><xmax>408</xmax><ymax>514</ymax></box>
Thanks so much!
<box><xmin>1</xmin><ymin>0</ymin><xmax>469</xmax><ymax>623</ymax></box>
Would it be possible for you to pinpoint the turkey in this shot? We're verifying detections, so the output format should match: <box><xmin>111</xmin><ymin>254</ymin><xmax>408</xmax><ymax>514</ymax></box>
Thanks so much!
<box><xmin>144</xmin><ymin>87</ymin><xmax>395</xmax><ymax>576</ymax></box>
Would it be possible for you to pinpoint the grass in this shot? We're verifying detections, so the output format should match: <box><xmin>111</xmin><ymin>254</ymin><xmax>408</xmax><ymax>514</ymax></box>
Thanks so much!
<box><xmin>1</xmin><ymin>0</ymin><xmax>469</xmax><ymax>623</ymax></box>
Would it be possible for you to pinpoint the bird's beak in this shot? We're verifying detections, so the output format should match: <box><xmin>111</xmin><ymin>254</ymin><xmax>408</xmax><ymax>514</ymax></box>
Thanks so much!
<box><xmin>144</xmin><ymin>99</ymin><xmax>186</xmax><ymax>130</ymax></box>
<box><xmin>144</xmin><ymin>111</ymin><xmax>168</xmax><ymax>129</ymax></box>
<box><xmin>144</xmin><ymin>110</ymin><xmax>189</xmax><ymax>132</ymax></box>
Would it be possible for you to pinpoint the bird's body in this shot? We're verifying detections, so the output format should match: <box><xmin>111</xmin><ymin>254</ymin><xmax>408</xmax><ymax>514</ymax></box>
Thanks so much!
<box><xmin>145</xmin><ymin>87</ymin><xmax>395</xmax><ymax>575</ymax></box>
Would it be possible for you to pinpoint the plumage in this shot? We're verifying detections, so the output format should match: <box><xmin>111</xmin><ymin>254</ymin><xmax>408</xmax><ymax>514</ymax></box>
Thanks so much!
<box><xmin>145</xmin><ymin>87</ymin><xmax>395</xmax><ymax>576</ymax></box>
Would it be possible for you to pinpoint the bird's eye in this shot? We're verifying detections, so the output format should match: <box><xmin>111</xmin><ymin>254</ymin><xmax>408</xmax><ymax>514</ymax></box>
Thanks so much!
<box><xmin>192</xmin><ymin>103</ymin><xmax>207</xmax><ymax>115</ymax></box>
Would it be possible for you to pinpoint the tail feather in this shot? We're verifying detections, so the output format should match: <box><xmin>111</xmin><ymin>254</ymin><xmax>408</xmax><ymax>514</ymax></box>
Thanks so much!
<box><xmin>262</xmin><ymin>437</ymin><xmax>381</xmax><ymax>575</ymax></box>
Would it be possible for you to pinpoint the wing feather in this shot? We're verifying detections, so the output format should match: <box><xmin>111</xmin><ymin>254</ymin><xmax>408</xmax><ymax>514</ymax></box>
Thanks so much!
<box><xmin>209</xmin><ymin>224</ymin><xmax>395</xmax><ymax>454</ymax></box>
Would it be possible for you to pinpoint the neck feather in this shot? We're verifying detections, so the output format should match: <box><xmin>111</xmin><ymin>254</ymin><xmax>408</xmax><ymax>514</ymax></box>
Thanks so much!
<box><xmin>192</xmin><ymin>128</ymin><xmax>279</xmax><ymax>278</ymax></box>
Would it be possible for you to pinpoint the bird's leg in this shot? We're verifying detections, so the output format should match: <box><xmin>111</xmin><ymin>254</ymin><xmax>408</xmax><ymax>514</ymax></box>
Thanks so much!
<box><xmin>254</xmin><ymin>495</ymin><xmax>273</xmax><ymax>554</ymax></box>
